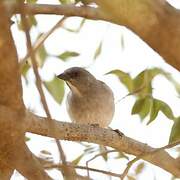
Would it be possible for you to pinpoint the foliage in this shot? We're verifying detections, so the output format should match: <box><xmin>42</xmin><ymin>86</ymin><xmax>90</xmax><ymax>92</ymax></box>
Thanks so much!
<box><xmin>16</xmin><ymin>1</ymin><xmax>180</xmax><ymax>179</ymax></box>
<box><xmin>44</xmin><ymin>77</ymin><xmax>65</xmax><ymax>104</ymax></box>
<box><xmin>169</xmin><ymin>117</ymin><xmax>180</xmax><ymax>143</ymax></box>
<box><xmin>57</xmin><ymin>51</ymin><xmax>80</xmax><ymax>61</ymax></box>
<box><xmin>93</xmin><ymin>40</ymin><xmax>103</xmax><ymax>60</ymax></box>
<box><xmin>107</xmin><ymin>68</ymin><xmax>180</xmax><ymax>143</ymax></box>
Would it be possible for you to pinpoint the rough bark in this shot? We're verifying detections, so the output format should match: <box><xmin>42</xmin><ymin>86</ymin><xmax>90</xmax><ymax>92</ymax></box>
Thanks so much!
<box><xmin>0</xmin><ymin>2</ymin><xmax>51</xmax><ymax>179</ymax></box>
<box><xmin>25</xmin><ymin>112</ymin><xmax>180</xmax><ymax>178</ymax></box>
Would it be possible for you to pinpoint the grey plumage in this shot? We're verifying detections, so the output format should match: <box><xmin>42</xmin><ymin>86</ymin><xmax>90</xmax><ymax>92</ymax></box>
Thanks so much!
<box><xmin>57</xmin><ymin>67</ymin><xmax>115</xmax><ymax>128</ymax></box>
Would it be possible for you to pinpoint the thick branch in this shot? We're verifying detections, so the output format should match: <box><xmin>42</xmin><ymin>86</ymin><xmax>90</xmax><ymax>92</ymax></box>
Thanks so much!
<box><xmin>89</xmin><ymin>0</ymin><xmax>180</xmax><ymax>71</ymax></box>
<box><xmin>0</xmin><ymin>3</ymin><xmax>24</xmax><ymax>110</ymax></box>
<box><xmin>0</xmin><ymin>2</ymin><xmax>51</xmax><ymax>179</ymax></box>
<box><xmin>11</xmin><ymin>2</ymin><xmax>180</xmax><ymax>71</ymax></box>
<box><xmin>0</xmin><ymin>163</ymin><xmax>14</xmax><ymax>179</ymax></box>
<box><xmin>12</xmin><ymin>3</ymin><xmax>110</xmax><ymax>21</ymax></box>
<box><xmin>25</xmin><ymin>111</ymin><xmax>180</xmax><ymax>177</ymax></box>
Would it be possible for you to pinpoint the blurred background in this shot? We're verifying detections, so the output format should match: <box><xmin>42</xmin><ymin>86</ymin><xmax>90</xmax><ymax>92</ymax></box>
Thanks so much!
<box><xmin>11</xmin><ymin>0</ymin><xmax>180</xmax><ymax>179</ymax></box>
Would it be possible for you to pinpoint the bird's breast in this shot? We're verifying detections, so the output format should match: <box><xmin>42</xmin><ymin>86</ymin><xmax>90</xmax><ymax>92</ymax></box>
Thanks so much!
<box><xmin>66</xmin><ymin>89</ymin><xmax>114</xmax><ymax>128</ymax></box>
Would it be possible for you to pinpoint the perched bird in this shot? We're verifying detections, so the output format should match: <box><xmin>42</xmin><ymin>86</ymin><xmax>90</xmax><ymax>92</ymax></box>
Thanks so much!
<box><xmin>57</xmin><ymin>67</ymin><xmax>115</xmax><ymax>128</ymax></box>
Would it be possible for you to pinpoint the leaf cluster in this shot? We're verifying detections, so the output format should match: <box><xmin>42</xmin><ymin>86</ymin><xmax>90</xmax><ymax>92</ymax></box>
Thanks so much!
<box><xmin>107</xmin><ymin>68</ymin><xmax>180</xmax><ymax>143</ymax></box>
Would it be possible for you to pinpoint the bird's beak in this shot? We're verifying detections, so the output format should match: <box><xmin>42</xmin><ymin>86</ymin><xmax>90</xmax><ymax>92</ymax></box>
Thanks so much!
<box><xmin>57</xmin><ymin>73</ymin><xmax>70</xmax><ymax>81</ymax></box>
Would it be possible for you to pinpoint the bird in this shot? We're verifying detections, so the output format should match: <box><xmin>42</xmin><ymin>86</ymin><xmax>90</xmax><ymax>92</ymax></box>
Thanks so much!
<box><xmin>57</xmin><ymin>67</ymin><xmax>115</xmax><ymax>128</ymax></box>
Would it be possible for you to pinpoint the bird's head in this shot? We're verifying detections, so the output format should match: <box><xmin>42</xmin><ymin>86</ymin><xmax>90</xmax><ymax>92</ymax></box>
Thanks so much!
<box><xmin>57</xmin><ymin>67</ymin><xmax>96</xmax><ymax>95</ymax></box>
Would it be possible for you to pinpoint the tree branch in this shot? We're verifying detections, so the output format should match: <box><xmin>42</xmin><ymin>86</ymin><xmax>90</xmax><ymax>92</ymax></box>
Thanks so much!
<box><xmin>0</xmin><ymin>2</ymin><xmax>52</xmax><ymax>179</ymax></box>
<box><xmin>88</xmin><ymin>0</ymin><xmax>180</xmax><ymax>71</ymax></box>
<box><xmin>45</xmin><ymin>163</ymin><xmax>122</xmax><ymax>178</ymax></box>
<box><xmin>0</xmin><ymin>3</ymin><xmax>24</xmax><ymax>111</ymax></box>
<box><xmin>0</xmin><ymin>162</ymin><xmax>14</xmax><ymax>179</ymax></box>
<box><xmin>86</xmin><ymin>150</ymin><xmax>117</xmax><ymax>177</ymax></box>
<box><xmin>121</xmin><ymin>139</ymin><xmax>180</xmax><ymax>179</ymax></box>
<box><xmin>12</xmin><ymin>3</ymin><xmax>111</xmax><ymax>21</ymax></box>
<box><xmin>10</xmin><ymin>1</ymin><xmax>180</xmax><ymax>70</ymax></box>
<box><xmin>25</xmin><ymin>111</ymin><xmax>180</xmax><ymax>178</ymax></box>
<box><xmin>20</xmin><ymin>16</ymin><xmax>67</xmax><ymax>70</ymax></box>
<box><xmin>20</xmin><ymin>4</ymin><xmax>73</xmax><ymax>178</ymax></box>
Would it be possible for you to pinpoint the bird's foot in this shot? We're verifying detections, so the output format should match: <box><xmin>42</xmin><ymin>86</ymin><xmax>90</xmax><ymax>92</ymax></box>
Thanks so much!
<box><xmin>108</xmin><ymin>127</ymin><xmax>124</xmax><ymax>137</ymax></box>
<box><xmin>89</xmin><ymin>123</ymin><xmax>100</xmax><ymax>128</ymax></box>
<box><xmin>113</xmin><ymin>129</ymin><xmax>124</xmax><ymax>137</ymax></box>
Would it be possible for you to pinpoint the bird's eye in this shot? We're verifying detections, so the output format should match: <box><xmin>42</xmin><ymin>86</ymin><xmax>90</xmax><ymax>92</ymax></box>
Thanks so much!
<box><xmin>72</xmin><ymin>71</ymin><xmax>79</xmax><ymax>78</ymax></box>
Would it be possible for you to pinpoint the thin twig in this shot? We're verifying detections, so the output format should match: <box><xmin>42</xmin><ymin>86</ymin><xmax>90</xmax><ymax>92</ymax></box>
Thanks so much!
<box><xmin>20</xmin><ymin>16</ymin><xmax>67</xmax><ymax>70</ymax></box>
<box><xmin>45</xmin><ymin>163</ymin><xmax>122</xmax><ymax>178</ymax></box>
<box><xmin>120</xmin><ymin>157</ymin><xmax>139</xmax><ymax>180</ymax></box>
<box><xmin>86</xmin><ymin>150</ymin><xmax>117</xmax><ymax>177</ymax></box>
<box><xmin>115</xmin><ymin>85</ymin><xmax>146</xmax><ymax>104</ymax></box>
<box><xmin>121</xmin><ymin>140</ymin><xmax>180</xmax><ymax>180</ymax></box>
<box><xmin>19</xmin><ymin>1</ymin><xmax>68</xmax><ymax>178</ymax></box>
<box><xmin>155</xmin><ymin>140</ymin><xmax>180</xmax><ymax>151</ymax></box>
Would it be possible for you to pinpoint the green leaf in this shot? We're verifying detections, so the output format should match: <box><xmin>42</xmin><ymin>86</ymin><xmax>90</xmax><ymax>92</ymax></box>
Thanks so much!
<box><xmin>127</xmin><ymin>175</ymin><xmax>136</xmax><ymax>180</ymax></box>
<box><xmin>76</xmin><ymin>18</ymin><xmax>86</xmax><ymax>32</ymax></box>
<box><xmin>27</xmin><ymin>0</ymin><xmax>38</xmax><ymax>3</ymax></box>
<box><xmin>169</xmin><ymin>117</ymin><xmax>180</xmax><ymax>143</ymax></box>
<box><xmin>58</xmin><ymin>51</ymin><xmax>80</xmax><ymax>61</ymax></box>
<box><xmin>72</xmin><ymin>154</ymin><xmax>84</xmax><ymax>165</ymax></box>
<box><xmin>25</xmin><ymin>136</ymin><xmax>31</xmax><ymax>141</ymax></box>
<box><xmin>160</xmin><ymin>101</ymin><xmax>174</xmax><ymax>120</ymax></box>
<box><xmin>133</xmin><ymin>70</ymin><xmax>152</xmax><ymax>97</ymax></box>
<box><xmin>17</xmin><ymin>15</ymin><xmax>37</xmax><ymax>31</ymax></box>
<box><xmin>150</xmin><ymin>69</ymin><xmax>179</xmax><ymax>96</ymax></box>
<box><xmin>147</xmin><ymin>68</ymin><xmax>163</xmax><ymax>80</ymax></box>
<box><xmin>59</xmin><ymin>0</ymin><xmax>72</xmax><ymax>4</ymax></box>
<box><xmin>131</xmin><ymin>97</ymin><xmax>152</xmax><ymax>120</ymax></box>
<box><xmin>84</xmin><ymin>147</ymin><xmax>96</xmax><ymax>154</ymax></box>
<box><xmin>137</xmin><ymin>68</ymin><xmax>180</xmax><ymax>96</ymax></box>
<box><xmin>148</xmin><ymin>98</ymin><xmax>174</xmax><ymax>124</ymax></box>
<box><xmin>36</xmin><ymin>45</ymin><xmax>48</xmax><ymax>67</ymax></box>
<box><xmin>99</xmin><ymin>145</ymin><xmax>108</xmax><ymax>161</ymax></box>
<box><xmin>135</xmin><ymin>162</ymin><xmax>145</xmax><ymax>175</ymax></box>
<box><xmin>63</xmin><ymin>19</ymin><xmax>86</xmax><ymax>33</ymax></box>
<box><xmin>106</xmin><ymin>69</ymin><xmax>133</xmax><ymax>92</ymax></box>
<box><xmin>40</xmin><ymin>150</ymin><xmax>52</xmax><ymax>155</ymax></box>
<box><xmin>148</xmin><ymin>99</ymin><xmax>163</xmax><ymax>124</ymax></box>
<box><xmin>133</xmin><ymin>68</ymin><xmax>163</xmax><ymax>97</ymax></box>
<box><xmin>75</xmin><ymin>0</ymin><xmax>91</xmax><ymax>5</ymax></box>
<box><xmin>21</xmin><ymin>62</ymin><xmax>31</xmax><ymax>84</ymax></box>
<box><xmin>147</xmin><ymin>67</ymin><xmax>180</xmax><ymax>95</ymax></box>
<box><xmin>44</xmin><ymin>77</ymin><xmax>65</xmax><ymax>104</ymax></box>
<box><xmin>139</xmin><ymin>97</ymin><xmax>152</xmax><ymax>120</ymax></box>
<box><xmin>21</xmin><ymin>62</ymin><xmax>30</xmax><ymax>77</ymax></box>
<box><xmin>131</xmin><ymin>98</ymin><xmax>146</xmax><ymax>115</ymax></box>
<box><xmin>148</xmin><ymin>100</ymin><xmax>159</xmax><ymax>124</ymax></box>
<box><xmin>29</xmin><ymin>16</ymin><xmax>37</xmax><ymax>26</ymax></box>
<box><xmin>114</xmin><ymin>152</ymin><xmax>129</xmax><ymax>160</ymax></box>
<box><xmin>93</xmin><ymin>41</ymin><xmax>102</xmax><ymax>60</ymax></box>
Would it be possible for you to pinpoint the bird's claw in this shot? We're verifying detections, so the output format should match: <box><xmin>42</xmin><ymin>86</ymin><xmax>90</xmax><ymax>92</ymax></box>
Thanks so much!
<box><xmin>89</xmin><ymin>123</ymin><xmax>100</xmax><ymax>128</ymax></box>
<box><xmin>113</xmin><ymin>129</ymin><xmax>124</xmax><ymax>137</ymax></box>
